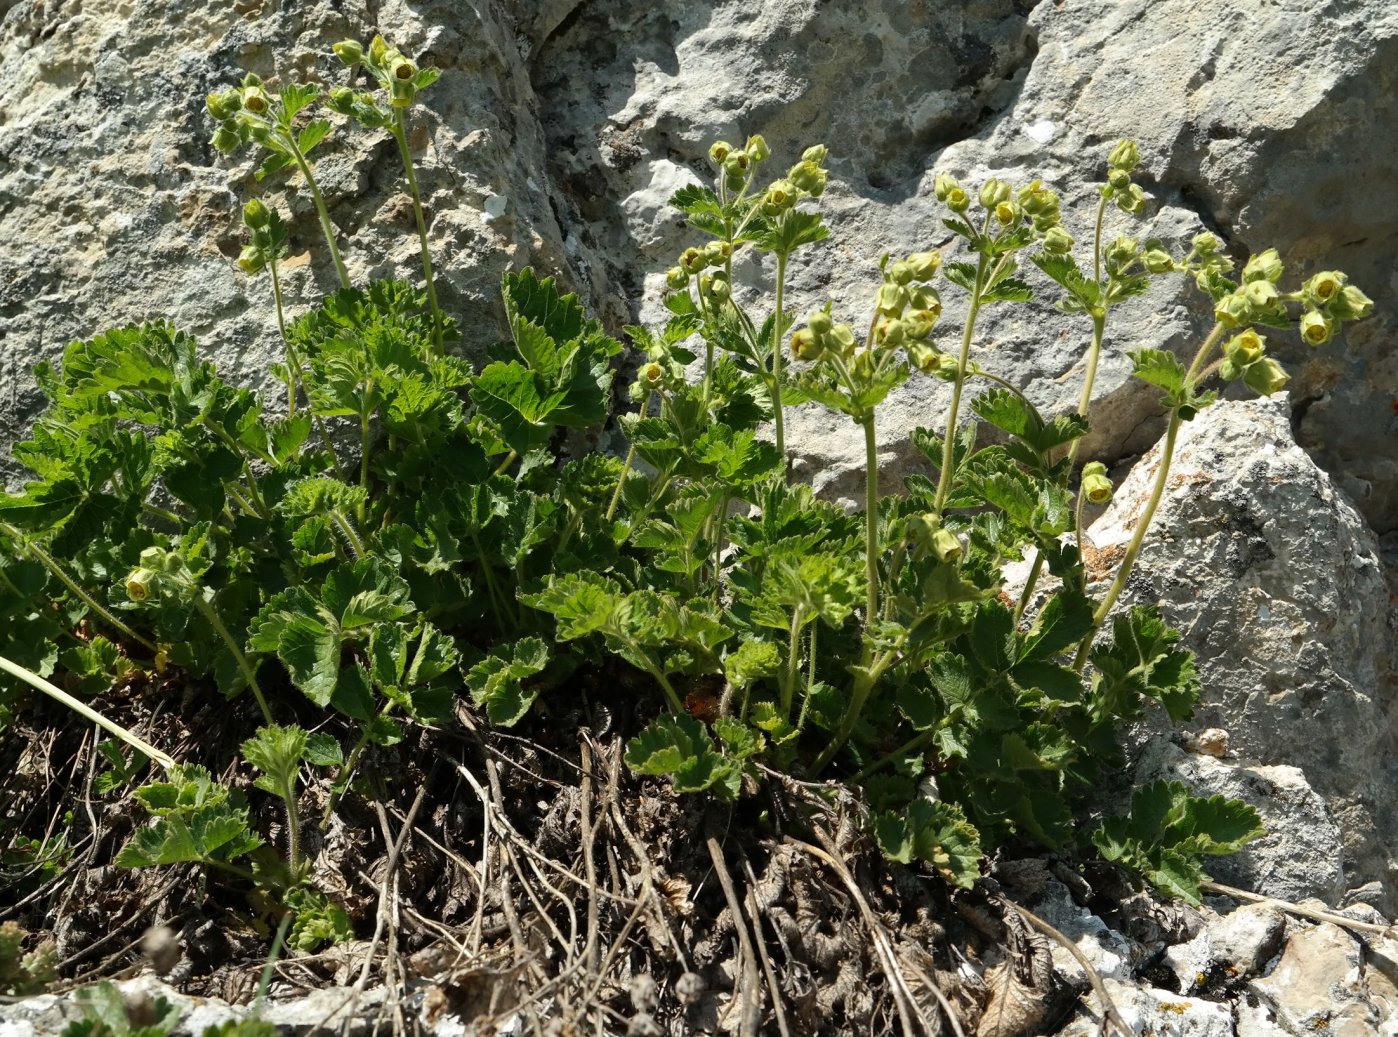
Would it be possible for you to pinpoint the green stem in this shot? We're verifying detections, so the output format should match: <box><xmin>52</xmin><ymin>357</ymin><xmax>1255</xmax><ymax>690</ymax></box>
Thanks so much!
<box><xmin>1012</xmin><ymin>550</ymin><xmax>1045</xmax><ymax>627</ymax></box>
<box><xmin>393</xmin><ymin>112</ymin><xmax>443</xmax><ymax>354</ymax></box>
<box><xmin>493</xmin><ymin>450</ymin><xmax>518</xmax><ymax>477</ymax></box>
<box><xmin>635</xmin><ymin>654</ymin><xmax>685</xmax><ymax>715</ymax></box>
<box><xmin>861</xmin><ymin>415</ymin><xmax>880</xmax><ymax>632</ymax></box>
<box><xmin>605</xmin><ymin>440</ymin><xmax>639</xmax><ymax>523</ymax></box>
<box><xmin>771</xmin><ymin>251</ymin><xmax>789</xmax><ymax>472</ymax></box>
<box><xmin>280</xmin><ymin>784</ymin><xmax>302</xmax><ymax>873</ymax></box>
<box><xmin>0</xmin><ymin>651</ymin><xmax>176</xmax><ymax>769</ymax></box>
<box><xmin>850</xmin><ymin>728</ymin><xmax>936</xmax><ymax>784</ymax></box>
<box><xmin>4</xmin><ymin>527</ymin><xmax>156</xmax><ymax>652</ymax></box>
<box><xmin>288</xmin><ymin>146</ymin><xmax>350</xmax><ymax>291</ymax></box>
<box><xmin>330</xmin><ymin>510</ymin><xmax>365</xmax><ymax>560</ymax></box>
<box><xmin>782</xmin><ymin>609</ymin><xmax>805</xmax><ymax>722</ymax></box>
<box><xmin>1066</xmin><ymin>311</ymin><xmax>1107</xmax><ymax>467</ymax></box>
<box><xmin>142</xmin><ymin>502</ymin><xmax>183</xmax><ymax>526</ymax></box>
<box><xmin>934</xmin><ymin>252</ymin><xmax>993</xmax><ymax>514</ymax></box>
<box><xmin>269</xmin><ymin>255</ymin><xmax>298</xmax><ymax>416</ymax></box>
<box><xmin>192</xmin><ymin>596</ymin><xmax>272</xmax><ymax>725</ymax></box>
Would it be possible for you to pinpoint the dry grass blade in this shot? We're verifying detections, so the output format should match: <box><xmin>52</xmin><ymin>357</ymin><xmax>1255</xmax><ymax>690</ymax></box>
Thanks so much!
<box><xmin>1003</xmin><ymin>900</ymin><xmax>1132</xmax><ymax>1037</ymax></box>
<box><xmin>706</xmin><ymin>830</ymin><xmax>763</xmax><ymax>1037</ymax></box>
<box><xmin>1201</xmin><ymin>880</ymin><xmax>1394</xmax><ymax>937</ymax></box>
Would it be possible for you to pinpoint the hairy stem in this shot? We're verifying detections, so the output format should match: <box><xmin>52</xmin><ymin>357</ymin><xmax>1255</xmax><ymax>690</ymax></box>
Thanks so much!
<box><xmin>934</xmin><ymin>252</ymin><xmax>992</xmax><ymax>514</ymax></box>
<box><xmin>771</xmin><ymin>250</ymin><xmax>789</xmax><ymax>471</ymax></box>
<box><xmin>393</xmin><ymin>111</ymin><xmax>443</xmax><ymax>354</ymax></box>
<box><xmin>288</xmin><ymin>147</ymin><xmax>350</xmax><ymax>290</ymax></box>
<box><xmin>192</xmin><ymin>596</ymin><xmax>273</xmax><ymax>725</ymax></box>
<box><xmin>268</xmin><ymin>256</ymin><xmax>299</xmax><ymax>416</ymax></box>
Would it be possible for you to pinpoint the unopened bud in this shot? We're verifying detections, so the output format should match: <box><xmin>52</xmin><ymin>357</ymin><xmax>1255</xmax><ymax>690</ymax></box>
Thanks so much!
<box><xmin>1107</xmin><ymin>139</ymin><xmax>1140</xmax><ymax>172</ymax></box>
<box><xmin>1223</xmin><ymin>328</ymin><xmax>1265</xmax><ymax>366</ymax></box>
<box><xmin>945</xmin><ymin>187</ymin><xmax>970</xmax><ymax>214</ymax></box>
<box><xmin>1041</xmin><ymin>225</ymin><xmax>1074</xmax><ymax>255</ymax></box>
<box><xmin>830</xmin><ymin>323</ymin><xmax>857</xmax><ymax>358</ymax></box>
<box><xmin>876</xmin><ymin>283</ymin><xmax>908</xmax><ymax>317</ymax></box>
<box><xmin>1018</xmin><ymin>180</ymin><xmax>1058</xmax><ymax>217</ymax></box>
<box><xmin>1141</xmin><ymin>247</ymin><xmax>1174</xmax><ymax>274</ymax></box>
<box><xmin>906</xmin><ymin>251</ymin><xmax>942</xmax><ymax>280</ymax></box>
<box><xmin>1243</xmin><ymin>279</ymin><xmax>1280</xmax><ymax>309</ymax></box>
<box><xmin>665</xmin><ymin>267</ymin><xmax>687</xmax><ymax>290</ymax></box>
<box><xmin>680</xmin><ymin>247</ymin><xmax>707</xmax><ymax>275</ymax></box>
<box><xmin>332</xmin><ymin>39</ymin><xmax>364</xmax><ymax>65</ymax></box>
<box><xmin>762</xmin><ymin>179</ymin><xmax>796</xmax><ymax>215</ymax></box>
<box><xmin>206</xmin><ymin>90</ymin><xmax>241</xmax><ymax>120</ymax></box>
<box><xmin>978</xmin><ymin>178</ymin><xmax>1011</xmax><ymax>209</ymax></box>
<box><xmin>875</xmin><ymin>318</ymin><xmax>904</xmax><ymax>347</ymax></box>
<box><xmin>1329</xmin><ymin>284</ymin><xmax>1373</xmax><ymax>321</ymax></box>
<box><xmin>790</xmin><ymin>328</ymin><xmax>822</xmax><ymax>361</ymax></box>
<box><xmin>705</xmin><ymin>240</ymin><xmax>732</xmax><ymax>263</ymax></box>
<box><xmin>242</xmin><ymin>198</ymin><xmax>270</xmax><ymax>229</ymax></box>
<box><xmin>1218</xmin><ymin>357</ymin><xmax>1243</xmax><ymax>381</ymax></box>
<box><xmin>888</xmin><ymin>260</ymin><xmax>914</xmax><ymax>286</ymax></box>
<box><xmin>211</xmin><ymin>124</ymin><xmax>241</xmax><ymax>155</ymax></box>
<box><xmin>1081</xmin><ymin>462</ymin><xmax>1113</xmax><ymax>505</ymax></box>
<box><xmin>1243</xmin><ymin>356</ymin><xmax>1289</xmax><ymax>396</ymax></box>
<box><xmin>708</xmin><ymin>140</ymin><xmax>733</xmax><ymax>165</ymax></box>
<box><xmin>1298</xmin><ymin>309</ymin><xmax>1334</xmax><ymax>346</ymax></box>
<box><xmin>907</xmin><ymin>342</ymin><xmax>941</xmax><ymax>373</ymax></box>
<box><xmin>1107</xmin><ymin>168</ymin><xmax>1131</xmax><ymax>193</ymax></box>
<box><xmin>368</xmin><ymin>35</ymin><xmax>390</xmax><ymax>68</ymax></box>
<box><xmin>851</xmin><ymin>348</ymin><xmax>876</xmax><ymax>381</ymax></box>
<box><xmin>327</xmin><ymin>85</ymin><xmax>356</xmax><ymax>114</ymax></box>
<box><xmin>238</xmin><ymin>245</ymin><xmax>267</xmax><ymax>274</ymax></box>
<box><xmin>1214</xmin><ymin>291</ymin><xmax>1252</xmax><ymax>328</ymax></box>
<box><xmin>1191</xmin><ymin>231</ymin><xmax>1222</xmax><ymax>255</ymax></box>
<box><xmin>788</xmin><ymin>160</ymin><xmax>827</xmax><ymax>196</ymax></box>
<box><xmin>930</xmin><ymin>527</ymin><xmax>963</xmax><ymax>563</ymax></box>
<box><xmin>1115</xmin><ymin>183</ymin><xmax>1146</xmax><ymax>215</ymax></box>
<box><xmin>933</xmin><ymin>173</ymin><xmax>961</xmax><ymax>202</ymax></box>
<box><xmin>390</xmin><ymin>78</ymin><xmax>416</xmax><ymax>107</ymax></box>
<box><xmin>706</xmin><ymin>274</ymin><xmax>731</xmax><ymax>302</ymax></box>
<box><xmin>808</xmin><ymin>310</ymin><xmax>834</xmax><ymax>338</ymax></box>
<box><xmin>904</xmin><ymin>308</ymin><xmax>939</xmax><ymax>340</ymax></box>
<box><xmin>1242</xmin><ymin>247</ymin><xmax>1283</xmax><ymax>284</ymax></box>
<box><xmin>994</xmin><ymin>200</ymin><xmax>1021</xmax><ymax>227</ymax></box>
<box><xmin>1105</xmin><ymin>235</ymin><xmax>1139</xmax><ymax>270</ymax></box>
<box><xmin>801</xmin><ymin>143</ymin><xmax>828</xmax><ymax>165</ymax></box>
<box><xmin>745</xmin><ymin>134</ymin><xmax>770</xmax><ymax>163</ymax></box>
<box><xmin>908</xmin><ymin>286</ymin><xmax>942</xmax><ymax>315</ymax></box>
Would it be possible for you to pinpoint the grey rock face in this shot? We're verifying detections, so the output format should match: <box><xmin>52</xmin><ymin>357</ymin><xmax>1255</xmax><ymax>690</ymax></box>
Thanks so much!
<box><xmin>1086</xmin><ymin>396</ymin><xmax>1397</xmax><ymax>909</ymax></box>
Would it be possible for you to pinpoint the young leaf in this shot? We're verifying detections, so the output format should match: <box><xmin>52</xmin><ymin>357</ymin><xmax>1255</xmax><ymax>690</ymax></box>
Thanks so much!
<box><xmin>466</xmin><ymin>637</ymin><xmax>550</xmax><ymax>726</ymax></box>
<box><xmin>625</xmin><ymin>714</ymin><xmax>741</xmax><ymax>799</ymax></box>
<box><xmin>873</xmin><ymin>798</ymin><xmax>982</xmax><ymax>888</ymax></box>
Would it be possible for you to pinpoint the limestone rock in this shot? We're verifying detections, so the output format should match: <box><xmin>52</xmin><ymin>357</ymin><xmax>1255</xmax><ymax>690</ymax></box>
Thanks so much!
<box><xmin>1251</xmin><ymin>923</ymin><xmax>1380</xmax><ymax>1037</ymax></box>
<box><xmin>1086</xmin><ymin>395</ymin><xmax>1397</xmax><ymax>909</ymax></box>
<box><xmin>1164</xmin><ymin>903</ymin><xmax>1287</xmax><ymax>994</ymax></box>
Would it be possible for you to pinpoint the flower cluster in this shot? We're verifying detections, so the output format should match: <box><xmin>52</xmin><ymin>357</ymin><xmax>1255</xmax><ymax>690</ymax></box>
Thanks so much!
<box><xmin>327</xmin><ymin>35</ymin><xmax>442</xmax><ymax>128</ymax></box>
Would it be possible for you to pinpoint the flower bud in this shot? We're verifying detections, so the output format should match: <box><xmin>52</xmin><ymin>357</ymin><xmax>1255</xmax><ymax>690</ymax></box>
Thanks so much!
<box><xmin>876</xmin><ymin>283</ymin><xmax>908</xmax><ymax>317</ymax></box>
<box><xmin>1218</xmin><ymin>357</ymin><xmax>1243</xmax><ymax>382</ymax></box>
<box><xmin>808</xmin><ymin>310</ymin><xmax>834</xmax><ymax>338</ymax></box>
<box><xmin>929</xmin><ymin>527</ymin><xmax>963</xmax><ymax>564</ymax></box>
<box><xmin>1223</xmin><ymin>328</ymin><xmax>1266</xmax><ymax>366</ymax></box>
<box><xmin>906</xmin><ymin>250</ymin><xmax>942</xmax><ymax>280</ymax></box>
<box><xmin>368</xmin><ymin>35</ymin><xmax>390</xmax><ymax>68</ymax></box>
<box><xmin>745</xmin><ymin>134</ymin><xmax>770</xmax><ymax>163</ymax></box>
<box><xmin>762</xmin><ymin>179</ymin><xmax>796</xmax><ymax>215</ymax></box>
<box><xmin>790</xmin><ymin>328</ymin><xmax>822</xmax><ymax>361</ymax></box>
<box><xmin>1107</xmin><ymin>168</ymin><xmax>1131</xmax><ymax>193</ymax></box>
<box><xmin>908</xmin><ymin>286</ymin><xmax>941</xmax><ymax>314</ymax></box>
<box><xmin>706</xmin><ymin>274</ymin><xmax>731</xmax><ymax>302</ymax></box>
<box><xmin>708</xmin><ymin>140</ymin><xmax>734</xmax><ymax>165</ymax></box>
<box><xmin>704</xmin><ymin>240</ymin><xmax>731</xmax><ymax>263</ymax></box>
<box><xmin>1108</xmin><ymin>139</ymin><xmax>1140</xmax><ymax>172</ymax></box>
<box><xmin>206</xmin><ymin>89</ymin><xmax>241</xmax><ymax>120</ymax></box>
<box><xmin>1303</xmin><ymin>270</ymin><xmax>1346</xmax><ymax>307</ymax></box>
<box><xmin>238</xmin><ymin>245</ymin><xmax>267</xmax><ymax>274</ymax></box>
<box><xmin>1191</xmin><ymin>231</ymin><xmax>1222</xmax><ymax>255</ymax></box>
<box><xmin>1017</xmin><ymin>180</ymin><xmax>1059</xmax><ymax>217</ymax></box>
<box><xmin>242</xmin><ymin>198</ymin><xmax>271</xmax><ymax>229</ymax></box>
<box><xmin>907</xmin><ymin>342</ymin><xmax>941</xmax><ymax>373</ymax></box>
<box><xmin>1298</xmin><ymin>309</ymin><xmax>1335</xmax><ymax>346</ymax></box>
<box><xmin>933</xmin><ymin>173</ymin><xmax>961</xmax><ymax>202</ymax></box>
<box><xmin>904</xmin><ymin>308</ymin><xmax>939</xmax><ymax>340</ymax></box>
<box><xmin>241</xmin><ymin>72</ymin><xmax>263</xmax><ymax>88</ymax></box>
<box><xmin>247</xmin><ymin>122</ymin><xmax>274</xmax><ymax>146</ymax></box>
<box><xmin>830</xmin><ymin>323</ymin><xmax>857</xmax><ymax>358</ymax></box>
<box><xmin>1214</xmin><ymin>291</ymin><xmax>1251</xmax><ymax>328</ymax></box>
<box><xmin>1105</xmin><ymin>235</ymin><xmax>1139</xmax><ymax>270</ymax></box>
<box><xmin>788</xmin><ymin>160</ymin><xmax>827</xmax><ymax>196</ymax></box>
<box><xmin>875</xmin><ymin>318</ymin><xmax>904</xmax><ymax>347</ymax></box>
<box><xmin>945</xmin><ymin>186</ymin><xmax>970</xmax><ymax>214</ymax></box>
<box><xmin>1141</xmin><ymin>247</ymin><xmax>1174</xmax><ymax>274</ymax></box>
<box><xmin>1242</xmin><ymin>247</ymin><xmax>1283</xmax><ymax>284</ymax></box>
<box><xmin>1041</xmin><ymin>225</ymin><xmax>1074</xmax><ymax>255</ymax></box>
<box><xmin>241</xmin><ymin>86</ymin><xmax>270</xmax><ymax>115</ymax></box>
<box><xmin>1081</xmin><ymin>461</ymin><xmax>1114</xmax><ymax>505</ymax></box>
<box><xmin>333</xmin><ymin>39</ymin><xmax>364</xmax><ymax>65</ymax></box>
<box><xmin>1329</xmin><ymin>284</ymin><xmax>1373</xmax><ymax>321</ymax></box>
<box><xmin>888</xmin><ymin>260</ymin><xmax>914</xmax><ymax>286</ymax></box>
<box><xmin>994</xmin><ymin>200</ymin><xmax>1021</xmax><ymax>227</ymax></box>
<box><xmin>327</xmin><ymin>85</ymin><xmax>356</xmax><ymax>114</ymax></box>
<box><xmin>851</xmin><ymin>349</ymin><xmax>876</xmax><ymax>381</ymax></box>
<box><xmin>1243</xmin><ymin>356</ymin><xmax>1289</xmax><ymax>396</ymax></box>
<box><xmin>665</xmin><ymin>266</ymin><xmax>687</xmax><ymax>290</ymax></box>
<box><xmin>1114</xmin><ymin>183</ymin><xmax>1146</xmax><ymax>215</ymax></box>
<box><xmin>1243</xmin><ymin>279</ymin><xmax>1280</xmax><ymax>310</ymax></box>
<box><xmin>125</xmin><ymin>568</ymin><xmax>155</xmax><ymax>602</ymax></box>
<box><xmin>390</xmin><ymin>78</ymin><xmax>417</xmax><ymax>107</ymax></box>
<box><xmin>801</xmin><ymin>143</ymin><xmax>828</xmax><ymax>165</ymax></box>
<box><xmin>978</xmin><ymin>178</ymin><xmax>1011</xmax><ymax>209</ymax></box>
<box><xmin>211</xmin><ymin>124</ymin><xmax>242</xmax><ymax>155</ymax></box>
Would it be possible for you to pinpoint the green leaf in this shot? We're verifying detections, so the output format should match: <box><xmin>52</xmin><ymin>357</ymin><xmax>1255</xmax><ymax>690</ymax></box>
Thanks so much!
<box><xmin>520</xmin><ymin>572</ymin><xmax>621</xmax><ymax>640</ymax></box>
<box><xmin>297</xmin><ymin>119</ymin><xmax>332</xmax><ymax>156</ymax></box>
<box><xmin>241</xmin><ymin>724</ymin><xmax>307</xmax><ymax>800</ymax></box>
<box><xmin>1016</xmin><ymin>591</ymin><xmax>1093</xmax><ymax>663</ymax></box>
<box><xmin>1090</xmin><ymin>606</ymin><xmax>1199</xmax><ymax>721</ymax></box>
<box><xmin>725</xmin><ymin>639</ymin><xmax>782</xmax><ymax>689</ymax></box>
<box><xmin>980</xmin><ymin>277</ymin><xmax>1033</xmax><ymax>304</ymax></box>
<box><xmin>1129</xmin><ymin>348</ymin><xmax>1187</xmax><ymax>395</ymax></box>
<box><xmin>255</xmin><ymin>151</ymin><xmax>293</xmax><ymax>181</ymax></box>
<box><xmin>304</xmin><ymin>733</ymin><xmax>344</xmax><ymax>768</ymax></box>
<box><xmin>624</xmin><ymin>714</ymin><xmax>740</xmax><ymax>799</ymax></box>
<box><xmin>756</xmin><ymin>210</ymin><xmax>829</xmax><ymax>256</ymax></box>
<box><xmin>466</xmin><ymin>637</ymin><xmax>550</xmax><ymax>727</ymax></box>
<box><xmin>873</xmin><ymin>798</ymin><xmax>982</xmax><ymax>888</ymax></box>
<box><xmin>322</xmin><ymin>558</ymin><xmax>414</xmax><ymax>629</ymax></box>
<box><xmin>277</xmin><ymin>616</ymin><xmax>342</xmax><ymax>707</ymax></box>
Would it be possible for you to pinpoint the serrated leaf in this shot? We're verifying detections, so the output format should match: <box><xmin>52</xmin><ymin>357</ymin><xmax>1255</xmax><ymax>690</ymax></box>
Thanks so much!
<box><xmin>520</xmin><ymin>572</ymin><xmax>621</xmax><ymax>640</ymax></box>
<box><xmin>1129</xmin><ymin>348</ymin><xmax>1187</xmax><ymax>395</ymax></box>
<box><xmin>298</xmin><ymin>119</ymin><xmax>332</xmax><ymax>156</ymax></box>
<box><xmin>304</xmin><ymin>732</ymin><xmax>344</xmax><ymax>767</ymax></box>
<box><xmin>943</xmin><ymin>262</ymin><xmax>979</xmax><ymax>292</ymax></box>
<box><xmin>241</xmin><ymin>724</ymin><xmax>307</xmax><ymax>799</ymax></box>
<box><xmin>255</xmin><ymin>151</ymin><xmax>293</xmax><ymax>182</ymax></box>
<box><xmin>873</xmin><ymin>798</ymin><xmax>982</xmax><ymax>887</ymax></box>
<box><xmin>624</xmin><ymin>713</ymin><xmax>740</xmax><ymax>798</ymax></box>
<box><xmin>1017</xmin><ymin>591</ymin><xmax>1093</xmax><ymax>663</ymax></box>
<box><xmin>466</xmin><ymin>636</ymin><xmax>550</xmax><ymax>726</ymax></box>
<box><xmin>1090</xmin><ymin>605</ymin><xmax>1199</xmax><ymax>721</ymax></box>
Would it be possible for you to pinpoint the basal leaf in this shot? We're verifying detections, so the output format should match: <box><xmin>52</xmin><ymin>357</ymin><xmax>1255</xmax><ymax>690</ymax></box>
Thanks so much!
<box><xmin>466</xmin><ymin>636</ymin><xmax>550</xmax><ymax>727</ymax></box>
